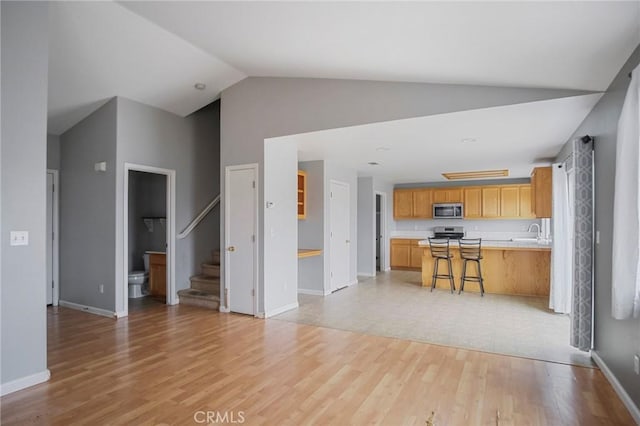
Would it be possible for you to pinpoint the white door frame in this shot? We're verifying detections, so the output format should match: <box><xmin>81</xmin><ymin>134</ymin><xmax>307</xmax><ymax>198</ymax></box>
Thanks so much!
<box><xmin>47</xmin><ymin>169</ymin><xmax>60</xmax><ymax>306</ymax></box>
<box><xmin>224</xmin><ymin>163</ymin><xmax>259</xmax><ymax>316</ymax></box>
<box><xmin>375</xmin><ymin>191</ymin><xmax>388</xmax><ymax>272</ymax></box>
<box><xmin>329</xmin><ymin>179</ymin><xmax>351</xmax><ymax>292</ymax></box>
<box><xmin>123</xmin><ymin>163</ymin><xmax>176</xmax><ymax>316</ymax></box>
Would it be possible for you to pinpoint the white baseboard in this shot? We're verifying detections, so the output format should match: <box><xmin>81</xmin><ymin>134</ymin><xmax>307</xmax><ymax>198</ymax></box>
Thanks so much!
<box><xmin>255</xmin><ymin>312</ymin><xmax>265</xmax><ymax>319</ymax></box>
<box><xmin>357</xmin><ymin>272</ymin><xmax>376</xmax><ymax>277</ymax></box>
<box><xmin>219</xmin><ymin>305</ymin><xmax>230</xmax><ymax>313</ymax></box>
<box><xmin>591</xmin><ymin>351</ymin><xmax>640</xmax><ymax>424</ymax></box>
<box><xmin>347</xmin><ymin>279</ymin><xmax>358</xmax><ymax>287</ymax></box>
<box><xmin>114</xmin><ymin>311</ymin><xmax>127</xmax><ymax>318</ymax></box>
<box><xmin>59</xmin><ymin>300</ymin><xmax>115</xmax><ymax>318</ymax></box>
<box><xmin>265</xmin><ymin>302</ymin><xmax>299</xmax><ymax>318</ymax></box>
<box><xmin>298</xmin><ymin>288</ymin><xmax>324</xmax><ymax>296</ymax></box>
<box><xmin>382</xmin><ymin>267</ymin><xmax>391</xmax><ymax>272</ymax></box>
<box><xmin>1</xmin><ymin>369</ymin><xmax>50</xmax><ymax>396</ymax></box>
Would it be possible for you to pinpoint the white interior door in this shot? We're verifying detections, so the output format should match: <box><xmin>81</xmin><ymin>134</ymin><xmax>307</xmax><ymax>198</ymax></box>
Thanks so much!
<box><xmin>330</xmin><ymin>180</ymin><xmax>350</xmax><ymax>292</ymax></box>
<box><xmin>46</xmin><ymin>172</ymin><xmax>54</xmax><ymax>305</ymax></box>
<box><xmin>226</xmin><ymin>165</ymin><xmax>257</xmax><ymax>315</ymax></box>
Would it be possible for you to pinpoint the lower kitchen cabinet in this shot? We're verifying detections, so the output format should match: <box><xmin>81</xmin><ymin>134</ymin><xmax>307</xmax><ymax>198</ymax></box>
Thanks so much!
<box><xmin>391</xmin><ymin>239</ymin><xmax>423</xmax><ymax>270</ymax></box>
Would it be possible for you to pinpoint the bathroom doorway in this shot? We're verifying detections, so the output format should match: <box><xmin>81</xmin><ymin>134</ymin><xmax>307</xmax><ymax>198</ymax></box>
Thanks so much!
<box><xmin>123</xmin><ymin>164</ymin><xmax>176</xmax><ymax>315</ymax></box>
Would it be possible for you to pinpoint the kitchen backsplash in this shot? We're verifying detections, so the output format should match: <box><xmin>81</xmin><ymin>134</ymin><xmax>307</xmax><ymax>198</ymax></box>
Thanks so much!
<box><xmin>391</xmin><ymin>218</ymin><xmax>550</xmax><ymax>241</ymax></box>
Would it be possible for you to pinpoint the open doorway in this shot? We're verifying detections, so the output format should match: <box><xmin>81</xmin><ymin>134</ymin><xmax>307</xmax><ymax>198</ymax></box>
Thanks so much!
<box><xmin>123</xmin><ymin>164</ymin><xmax>176</xmax><ymax>314</ymax></box>
<box><xmin>375</xmin><ymin>193</ymin><xmax>382</xmax><ymax>272</ymax></box>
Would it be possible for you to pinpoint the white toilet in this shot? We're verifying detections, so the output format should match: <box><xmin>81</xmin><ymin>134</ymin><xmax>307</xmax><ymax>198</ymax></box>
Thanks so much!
<box><xmin>128</xmin><ymin>253</ymin><xmax>150</xmax><ymax>298</ymax></box>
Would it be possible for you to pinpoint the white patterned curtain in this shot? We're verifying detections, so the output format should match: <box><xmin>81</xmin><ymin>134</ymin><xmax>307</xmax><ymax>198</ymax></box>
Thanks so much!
<box><xmin>611</xmin><ymin>64</ymin><xmax>640</xmax><ymax>320</ymax></box>
<box><xmin>570</xmin><ymin>139</ymin><xmax>593</xmax><ymax>351</ymax></box>
<box><xmin>550</xmin><ymin>162</ymin><xmax>573</xmax><ymax>314</ymax></box>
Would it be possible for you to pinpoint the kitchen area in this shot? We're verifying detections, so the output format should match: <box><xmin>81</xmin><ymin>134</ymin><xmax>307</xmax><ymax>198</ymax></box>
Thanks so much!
<box><xmin>390</xmin><ymin>167</ymin><xmax>553</xmax><ymax>297</ymax></box>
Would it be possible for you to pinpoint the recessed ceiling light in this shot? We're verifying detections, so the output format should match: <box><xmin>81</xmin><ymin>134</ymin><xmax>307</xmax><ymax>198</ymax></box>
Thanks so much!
<box><xmin>461</xmin><ymin>138</ymin><xmax>477</xmax><ymax>143</ymax></box>
<box><xmin>194</xmin><ymin>83</ymin><xmax>206</xmax><ymax>90</ymax></box>
<box><xmin>376</xmin><ymin>147</ymin><xmax>390</xmax><ymax>152</ymax></box>
<box><xmin>368</xmin><ymin>162</ymin><xmax>380</xmax><ymax>166</ymax></box>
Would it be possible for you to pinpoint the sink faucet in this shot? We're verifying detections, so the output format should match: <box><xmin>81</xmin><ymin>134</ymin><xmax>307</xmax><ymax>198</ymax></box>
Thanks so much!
<box><xmin>527</xmin><ymin>223</ymin><xmax>541</xmax><ymax>239</ymax></box>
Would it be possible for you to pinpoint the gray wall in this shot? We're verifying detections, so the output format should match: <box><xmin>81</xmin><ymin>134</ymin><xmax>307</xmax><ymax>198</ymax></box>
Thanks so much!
<box><xmin>220</xmin><ymin>76</ymin><xmax>588</xmax><ymax>314</ymax></box>
<box><xmin>298</xmin><ymin>161</ymin><xmax>325</xmax><ymax>293</ymax></box>
<box><xmin>128</xmin><ymin>171</ymin><xmax>167</xmax><ymax>271</ymax></box>
<box><xmin>60</xmin><ymin>98</ymin><xmax>220</xmax><ymax>314</ymax></box>
<box><xmin>566</xmin><ymin>45</ymin><xmax>640</xmax><ymax>408</ymax></box>
<box><xmin>60</xmin><ymin>99</ymin><xmax>118</xmax><ymax>311</ymax></box>
<box><xmin>47</xmin><ymin>134</ymin><xmax>60</xmax><ymax>170</ymax></box>
<box><xmin>357</xmin><ymin>177</ymin><xmax>375</xmax><ymax>276</ymax></box>
<box><xmin>1</xmin><ymin>1</ymin><xmax>50</xmax><ymax>387</ymax></box>
<box><xmin>115</xmin><ymin>98</ymin><xmax>220</xmax><ymax>314</ymax></box>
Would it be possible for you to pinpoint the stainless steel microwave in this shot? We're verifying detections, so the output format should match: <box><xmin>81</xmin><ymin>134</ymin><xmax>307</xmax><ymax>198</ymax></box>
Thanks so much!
<box><xmin>433</xmin><ymin>203</ymin><xmax>464</xmax><ymax>219</ymax></box>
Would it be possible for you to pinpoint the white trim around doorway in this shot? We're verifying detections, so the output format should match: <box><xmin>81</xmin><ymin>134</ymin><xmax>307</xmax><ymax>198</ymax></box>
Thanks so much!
<box><xmin>224</xmin><ymin>163</ymin><xmax>260</xmax><ymax>316</ymax></box>
<box><xmin>375</xmin><ymin>191</ymin><xmax>389</xmax><ymax>272</ymax></box>
<box><xmin>122</xmin><ymin>163</ymin><xmax>176</xmax><ymax>317</ymax></box>
<box><xmin>47</xmin><ymin>169</ymin><xmax>60</xmax><ymax>306</ymax></box>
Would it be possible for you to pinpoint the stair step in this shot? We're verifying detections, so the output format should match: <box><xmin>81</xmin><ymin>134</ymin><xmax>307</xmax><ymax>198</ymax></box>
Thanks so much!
<box><xmin>201</xmin><ymin>263</ymin><xmax>220</xmax><ymax>278</ymax></box>
<box><xmin>190</xmin><ymin>275</ymin><xmax>220</xmax><ymax>294</ymax></box>
<box><xmin>211</xmin><ymin>250</ymin><xmax>221</xmax><ymax>265</ymax></box>
<box><xmin>178</xmin><ymin>289</ymin><xmax>220</xmax><ymax>310</ymax></box>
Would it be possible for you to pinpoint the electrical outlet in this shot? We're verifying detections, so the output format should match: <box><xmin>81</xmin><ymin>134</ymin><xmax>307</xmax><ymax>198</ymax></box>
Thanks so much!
<box><xmin>99</xmin><ymin>284</ymin><xmax>104</xmax><ymax>294</ymax></box>
<box><xmin>634</xmin><ymin>354</ymin><xmax>639</xmax><ymax>375</ymax></box>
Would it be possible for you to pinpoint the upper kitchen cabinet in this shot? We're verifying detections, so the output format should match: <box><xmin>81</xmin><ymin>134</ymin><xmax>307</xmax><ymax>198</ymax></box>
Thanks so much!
<box><xmin>412</xmin><ymin>188</ymin><xmax>432</xmax><ymax>218</ymax></box>
<box><xmin>531</xmin><ymin>167</ymin><xmax>552</xmax><ymax>218</ymax></box>
<box><xmin>297</xmin><ymin>170</ymin><xmax>307</xmax><ymax>219</ymax></box>
<box><xmin>499</xmin><ymin>186</ymin><xmax>520</xmax><ymax>217</ymax></box>
<box><xmin>463</xmin><ymin>187</ymin><xmax>482</xmax><ymax>218</ymax></box>
<box><xmin>393</xmin><ymin>189</ymin><xmax>414</xmax><ymax>219</ymax></box>
<box><xmin>518</xmin><ymin>185</ymin><xmax>535</xmax><ymax>218</ymax></box>
<box><xmin>432</xmin><ymin>188</ymin><xmax>463</xmax><ymax>203</ymax></box>
<box><xmin>481</xmin><ymin>187</ymin><xmax>501</xmax><ymax>218</ymax></box>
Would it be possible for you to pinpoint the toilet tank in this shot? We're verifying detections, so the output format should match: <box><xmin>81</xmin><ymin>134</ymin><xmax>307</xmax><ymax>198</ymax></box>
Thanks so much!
<box><xmin>143</xmin><ymin>253</ymin><xmax>150</xmax><ymax>272</ymax></box>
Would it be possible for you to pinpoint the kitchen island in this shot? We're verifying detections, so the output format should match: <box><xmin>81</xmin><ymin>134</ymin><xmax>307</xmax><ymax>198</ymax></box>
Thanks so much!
<box><xmin>418</xmin><ymin>240</ymin><xmax>551</xmax><ymax>296</ymax></box>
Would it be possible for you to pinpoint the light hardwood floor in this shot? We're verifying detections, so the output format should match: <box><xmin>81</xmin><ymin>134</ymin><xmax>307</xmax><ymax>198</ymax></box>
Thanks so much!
<box><xmin>0</xmin><ymin>305</ymin><xmax>635</xmax><ymax>425</ymax></box>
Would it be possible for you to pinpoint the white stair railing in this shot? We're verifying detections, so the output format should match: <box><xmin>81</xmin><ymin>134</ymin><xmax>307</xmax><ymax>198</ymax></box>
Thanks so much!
<box><xmin>177</xmin><ymin>194</ymin><xmax>220</xmax><ymax>240</ymax></box>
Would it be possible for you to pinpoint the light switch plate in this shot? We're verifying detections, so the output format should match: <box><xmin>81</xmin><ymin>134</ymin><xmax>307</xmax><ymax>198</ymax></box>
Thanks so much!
<box><xmin>10</xmin><ymin>231</ymin><xmax>29</xmax><ymax>246</ymax></box>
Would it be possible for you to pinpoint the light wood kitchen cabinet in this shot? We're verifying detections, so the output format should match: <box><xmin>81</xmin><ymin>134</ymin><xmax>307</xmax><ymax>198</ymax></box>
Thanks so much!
<box><xmin>518</xmin><ymin>185</ymin><xmax>535</xmax><ymax>218</ymax></box>
<box><xmin>391</xmin><ymin>239</ymin><xmax>423</xmax><ymax>270</ymax></box>
<box><xmin>393</xmin><ymin>189</ymin><xmax>414</xmax><ymax>219</ymax></box>
<box><xmin>393</xmin><ymin>182</ymin><xmax>537</xmax><ymax>220</ymax></box>
<box><xmin>500</xmin><ymin>186</ymin><xmax>520</xmax><ymax>217</ymax></box>
<box><xmin>149</xmin><ymin>252</ymin><xmax>166</xmax><ymax>298</ymax></box>
<box><xmin>297</xmin><ymin>171</ymin><xmax>307</xmax><ymax>219</ymax></box>
<box><xmin>482</xmin><ymin>187</ymin><xmax>500</xmax><ymax>218</ymax></box>
<box><xmin>463</xmin><ymin>187</ymin><xmax>482</xmax><ymax>218</ymax></box>
<box><xmin>432</xmin><ymin>188</ymin><xmax>462</xmax><ymax>203</ymax></box>
<box><xmin>412</xmin><ymin>189</ymin><xmax>432</xmax><ymax>218</ymax></box>
<box><xmin>531</xmin><ymin>166</ymin><xmax>552</xmax><ymax>218</ymax></box>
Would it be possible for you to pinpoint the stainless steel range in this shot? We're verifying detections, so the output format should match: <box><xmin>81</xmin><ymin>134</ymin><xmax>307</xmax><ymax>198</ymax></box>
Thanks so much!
<box><xmin>432</xmin><ymin>226</ymin><xmax>465</xmax><ymax>240</ymax></box>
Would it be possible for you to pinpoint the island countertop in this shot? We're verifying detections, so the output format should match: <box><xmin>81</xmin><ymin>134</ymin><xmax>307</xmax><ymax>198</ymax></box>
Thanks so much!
<box><xmin>418</xmin><ymin>239</ymin><xmax>551</xmax><ymax>252</ymax></box>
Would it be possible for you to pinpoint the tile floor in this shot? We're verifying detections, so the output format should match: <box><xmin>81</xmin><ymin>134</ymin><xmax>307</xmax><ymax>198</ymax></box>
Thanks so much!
<box><xmin>274</xmin><ymin>270</ymin><xmax>594</xmax><ymax>367</ymax></box>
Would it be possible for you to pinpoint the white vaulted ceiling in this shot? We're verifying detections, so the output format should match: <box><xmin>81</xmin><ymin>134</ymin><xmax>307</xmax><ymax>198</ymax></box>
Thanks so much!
<box><xmin>48</xmin><ymin>1</ymin><xmax>639</xmax><ymax>145</ymax></box>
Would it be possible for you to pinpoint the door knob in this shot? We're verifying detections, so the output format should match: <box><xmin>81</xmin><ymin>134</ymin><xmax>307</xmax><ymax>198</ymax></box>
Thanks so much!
<box><xmin>228</xmin><ymin>246</ymin><xmax>236</xmax><ymax>252</ymax></box>
<box><xmin>346</xmin><ymin>240</ymin><xmax>350</xmax><ymax>243</ymax></box>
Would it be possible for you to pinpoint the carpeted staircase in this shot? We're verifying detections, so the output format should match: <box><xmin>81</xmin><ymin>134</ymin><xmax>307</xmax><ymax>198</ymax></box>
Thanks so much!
<box><xmin>177</xmin><ymin>250</ymin><xmax>220</xmax><ymax>310</ymax></box>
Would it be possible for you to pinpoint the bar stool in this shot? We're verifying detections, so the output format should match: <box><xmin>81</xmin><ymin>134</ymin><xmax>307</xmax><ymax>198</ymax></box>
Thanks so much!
<box><xmin>428</xmin><ymin>237</ymin><xmax>455</xmax><ymax>293</ymax></box>
<box><xmin>458</xmin><ymin>238</ymin><xmax>485</xmax><ymax>296</ymax></box>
